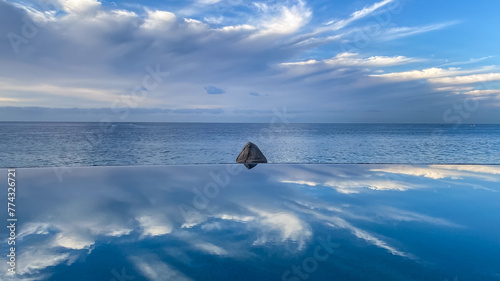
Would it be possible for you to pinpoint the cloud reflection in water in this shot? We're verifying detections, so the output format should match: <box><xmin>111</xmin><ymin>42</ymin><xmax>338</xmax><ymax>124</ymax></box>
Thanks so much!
<box><xmin>6</xmin><ymin>164</ymin><xmax>500</xmax><ymax>280</ymax></box>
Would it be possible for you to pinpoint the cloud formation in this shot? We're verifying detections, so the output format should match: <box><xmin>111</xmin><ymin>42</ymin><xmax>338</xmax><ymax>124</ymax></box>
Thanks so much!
<box><xmin>0</xmin><ymin>0</ymin><xmax>499</xmax><ymax>122</ymax></box>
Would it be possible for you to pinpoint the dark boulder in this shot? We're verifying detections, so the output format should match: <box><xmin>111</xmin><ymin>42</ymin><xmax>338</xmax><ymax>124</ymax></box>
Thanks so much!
<box><xmin>236</xmin><ymin>142</ymin><xmax>267</xmax><ymax>169</ymax></box>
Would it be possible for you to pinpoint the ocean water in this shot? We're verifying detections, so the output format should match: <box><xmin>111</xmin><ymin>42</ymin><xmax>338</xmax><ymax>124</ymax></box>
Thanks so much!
<box><xmin>1</xmin><ymin>122</ymin><xmax>499</xmax><ymax>167</ymax></box>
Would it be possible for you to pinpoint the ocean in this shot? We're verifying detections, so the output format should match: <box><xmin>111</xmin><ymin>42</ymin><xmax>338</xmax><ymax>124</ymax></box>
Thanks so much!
<box><xmin>3</xmin><ymin>124</ymin><xmax>500</xmax><ymax>280</ymax></box>
<box><xmin>1</xmin><ymin>122</ymin><xmax>499</xmax><ymax>167</ymax></box>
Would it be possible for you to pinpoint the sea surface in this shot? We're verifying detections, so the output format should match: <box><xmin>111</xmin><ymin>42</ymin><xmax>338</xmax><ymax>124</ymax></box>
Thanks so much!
<box><xmin>1</xmin><ymin>122</ymin><xmax>499</xmax><ymax>167</ymax></box>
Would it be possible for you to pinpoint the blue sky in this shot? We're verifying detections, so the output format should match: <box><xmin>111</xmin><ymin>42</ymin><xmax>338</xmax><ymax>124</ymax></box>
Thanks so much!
<box><xmin>0</xmin><ymin>0</ymin><xmax>500</xmax><ymax>122</ymax></box>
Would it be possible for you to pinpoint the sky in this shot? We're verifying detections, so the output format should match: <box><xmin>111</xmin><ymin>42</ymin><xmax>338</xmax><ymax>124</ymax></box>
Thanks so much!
<box><xmin>0</xmin><ymin>0</ymin><xmax>500</xmax><ymax>123</ymax></box>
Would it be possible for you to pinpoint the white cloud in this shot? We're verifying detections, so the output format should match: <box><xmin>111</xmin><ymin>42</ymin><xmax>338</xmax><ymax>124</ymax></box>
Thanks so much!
<box><xmin>370</xmin><ymin>65</ymin><xmax>500</xmax><ymax>97</ymax></box>
<box><xmin>0</xmin><ymin>96</ymin><xmax>26</xmax><ymax>103</ymax></box>
<box><xmin>198</xmin><ymin>0</ymin><xmax>222</xmax><ymax>4</ymax></box>
<box><xmin>433</xmin><ymin>165</ymin><xmax>500</xmax><ymax>175</ymax></box>
<box><xmin>217</xmin><ymin>214</ymin><xmax>255</xmax><ymax>222</ymax></box>
<box><xmin>281</xmin><ymin>180</ymin><xmax>319</xmax><ymax>186</ymax></box>
<box><xmin>299</xmin><ymin>207</ymin><xmax>411</xmax><ymax>258</ymax></box>
<box><xmin>17</xmin><ymin>250</ymin><xmax>71</xmax><ymax>275</ymax></box>
<box><xmin>325</xmin><ymin>179</ymin><xmax>411</xmax><ymax>193</ymax></box>
<box><xmin>204</xmin><ymin>15</ymin><xmax>224</xmax><ymax>24</ymax></box>
<box><xmin>371</xmin><ymin>166</ymin><xmax>465</xmax><ymax>180</ymax></box>
<box><xmin>253</xmin><ymin>2</ymin><xmax>270</xmax><ymax>12</ymax></box>
<box><xmin>439</xmin><ymin>56</ymin><xmax>495</xmax><ymax>67</ymax></box>
<box><xmin>281</xmin><ymin>177</ymin><xmax>413</xmax><ymax>193</ymax></box>
<box><xmin>380</xmin><ymin>21</ymin><xmax>460</xmax><ymax>41</ymax></box>
<box><xmin>219</xmin><ymin>24</ymin><xmax>256</xmax><ymax>32</ymax></box>
<box><xmin>256</xmin><ymin>0</ymin><xmax>312</xmax><ymax>36</ymax></box>
<box><xmin>194</xmin><ymin>242</ymin><xmax>228</xmax><ymax>256</ymax></box>
<box><xmin>201</xmin><ymin>221</ymin><xmax>223</xmax><ymax>231</ymax></box>
<box><xmin>370</xmin><ymin>67</ymin><xmax>484</xmax><ymax>81</ymax></box>
<box><xmin>292</xmin><ymin>4</ymin><xmax>455</xmax><ymax>52</ymax></box>
<box><xmin>138</xmin><ymin>215</ymin><xmax>173</xmax><ymax>237</ymax></box>
<box><xmin>250</xmin><ymin>209</ymin><xmax>312</xmax><ymax>250</ymax></box>
<box><xmin>53</xmin><ymin>232</ymin><xmax>94</xmax><ymax>249</ymax></box>
<box><xmin>110</xmin><ymin>9</ymin><xmax>138</xmax><ymax>18</ymax></box>
<box><xmin>180</xmin><ymin>211</ymin><xmax>207</xmax><ymax>228</ymax></box>
<box><xmin>130</xmin><ymin>255</ymin><xmax>193</xmax><ymax>281</ymax></box>
<box><xmin>434</xmin><ymin>86</ymin><xmax>475</xmax><ymax>93</ymax></box>
<box><xmin>463</xmin><ymin>89</ymin><xmax>500</xmax><ymax>96</ymax></box>
<box><xmin>376</xmin><ymin>207</ymin><xmax>461</xmax><ymax>227</ymax></box>
<box><xmin>372</xmin><ymin>165</ymin><xmax>500</xmax><ymax>182</ymax></box>
<box><xmin>57</xmin><ymin>0</ymin><xmax>101</xmax><ymax>15</ymax></box>
<box><xmin>142</xmin><ymin>10</ymin><xmax>177</xmax><ymax>30</ymax></box>
<box><xmin>0</xmin><ymin>81</ymin><xmax>123</xmax><ymax>104</ymax></box>
<box><xmin>320</xmin><ymin>0</ymin><xmax>395</xmax><ymax>31</ymax></box>
<box><xmin>13</xmin><ymin>2</ymin><xmax>57</xmax><ymax>23</ymax></box>
<box><xmin>342</xmin><ymin>221</ymin><xmax>409</xmax><ymax>257</ymax></box>
<box><xmin>17</xmin><ymin>222</ymin><xmax>51</xmax><ymax>238</ymax></box>
<box><xmin>429</xmin><ymin>73</ymin><xmax>500</xmax><ymax>85</ymax></box>
<box><xmin>282</xmin><ymin>52</ymin><xmax>418</xmax><ymax>67</ymax></box>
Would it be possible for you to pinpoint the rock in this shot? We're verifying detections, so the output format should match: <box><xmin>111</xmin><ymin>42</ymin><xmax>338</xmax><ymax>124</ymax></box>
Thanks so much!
<box><xmin>236</xmin><ymin>142</ymin><xmax>267</xmax><ymax>169</ymax></box>
<box><xmin>243</xmin><ymin>163</ymin><xmax>258</xmax><ymax>170</ymax></box>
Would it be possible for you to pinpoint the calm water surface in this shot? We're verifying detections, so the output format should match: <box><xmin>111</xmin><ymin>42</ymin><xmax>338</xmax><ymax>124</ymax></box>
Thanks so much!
<box><xmin>2</xmin><ymin>164</ymin><xmax>500</xmax><ymax>280</ymax></box>
<box><xmin>1</xmin><ymin>122</ymin><xmax>499</xmax><ymax>167</ymax></box>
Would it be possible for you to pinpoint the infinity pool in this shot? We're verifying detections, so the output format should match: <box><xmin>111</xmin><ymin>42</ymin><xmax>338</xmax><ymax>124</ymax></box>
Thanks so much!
<box><xmin>3</xmin><ymin>164</ymin><xmax>500</xmax><ymax>280</ymax></box>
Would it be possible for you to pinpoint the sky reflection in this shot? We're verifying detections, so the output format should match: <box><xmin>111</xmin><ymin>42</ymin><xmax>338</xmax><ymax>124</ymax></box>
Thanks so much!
<box><xmin>3</xmin><ymin>164</ymin><xmax>500</xmax><ymax>280</ymax></box>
